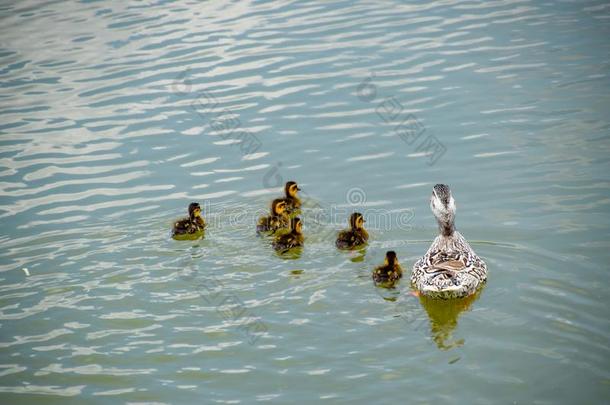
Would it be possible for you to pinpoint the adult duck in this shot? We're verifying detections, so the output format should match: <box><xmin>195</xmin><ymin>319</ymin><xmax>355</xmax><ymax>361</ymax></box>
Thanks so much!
<box><xmin>411</xmin><ymin>184</ymin><xmax>487</xmax><ymax>298</ymax></box>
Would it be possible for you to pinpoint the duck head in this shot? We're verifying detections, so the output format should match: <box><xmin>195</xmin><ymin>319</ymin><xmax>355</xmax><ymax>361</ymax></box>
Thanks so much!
<box><xmin>290</xmin><ymin>217</ymin><xmax>303</xmax><ymax>234</ymax></box>
<box><xmin>349</xmin><ymin>212</ymin><xmax>365</xmax><ymax>230</ymax></box>
<box><xmin>430</xmin><ymin>184</ymin><xmax>455</xmax><ymax>236</ymax></box>
<box><xmin>271</xmin><ymin>199</ymin><xmax>287</xmax><ymax>215</ymax></box>
<box><xmin>285</xmin><ymin>181</ymin><xmax>301</xmax><ymax>198</ymax></box>
<box><xmin>385</xmin><ymin>250</ymin><xmax>398</xmax><ymax>267</ymax></box>
<box><xmin>188</xmin><ymin>202</ymin><xmax>202</xmax><ymax>221</ymax></box>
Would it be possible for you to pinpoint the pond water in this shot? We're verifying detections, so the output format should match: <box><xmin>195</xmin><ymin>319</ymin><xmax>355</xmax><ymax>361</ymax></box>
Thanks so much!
<box><xmin>1</xmin><ymin>0</ymin><xmax>609</xmax><ymax>403</ymax></box>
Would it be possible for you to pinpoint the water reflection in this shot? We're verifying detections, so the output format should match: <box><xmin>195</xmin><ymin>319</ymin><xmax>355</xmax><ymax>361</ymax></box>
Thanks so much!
<box><xmin>418</xmin><ymin>290</ymin><xmax>483</xmax><ymax>351</ymax></box>
<box><xmin>274</xmin><ymin>246</ymin><xmax>303</xmax><ymax>260</ymax></box>
<box><xmin>349</xmin><ymin>247</ymin><xmax>367</xmax><ymax>263</ymax></box>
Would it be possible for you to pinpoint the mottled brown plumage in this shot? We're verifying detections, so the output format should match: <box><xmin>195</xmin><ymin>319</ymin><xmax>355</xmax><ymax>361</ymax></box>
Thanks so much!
<box><xmin>257</xmin><ymin>199</ymin><xmax>289</xmax><ymax>233</ymax></box>
<box><xmin>411</xmin><ymin>184</ymin><xmax>487</xmax><ymax>298</ymax></box>
<box><xmin>273</xmin><ymin>217</ymin><xmax>304</xmax><ymax>252</ymax></box>
<box><xmin>172</xmin><ymin>202</ymin><xmax>206</xmax><ymax>239</ymax></box>
<box><xmin>280</xmin><ymin>181</ymin><xmax>301</xmax><ymax>214</ymax></box>
<box><xmin>336</xmin><ymin>212</ymin><xmax>368</xmax><ymax>249</ymax></box>
<box><xmin>373</xmin><ymin>251</ymin><xmax>403</xmax><ymax>284</ymax></box>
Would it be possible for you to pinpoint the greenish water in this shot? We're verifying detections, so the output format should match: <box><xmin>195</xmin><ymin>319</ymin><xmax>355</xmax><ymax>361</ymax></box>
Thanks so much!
<box><xmin>1</xmin><ymin>0</ymin><xmax>610</xmax><ymax>403</ymax></box>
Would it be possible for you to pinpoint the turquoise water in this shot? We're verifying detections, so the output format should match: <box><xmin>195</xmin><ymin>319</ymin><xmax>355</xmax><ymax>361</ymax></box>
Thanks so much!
<box><xmin>1</xmin><ymin>0</ymin><xmax>610</xmax><ymax>403</ymax></box>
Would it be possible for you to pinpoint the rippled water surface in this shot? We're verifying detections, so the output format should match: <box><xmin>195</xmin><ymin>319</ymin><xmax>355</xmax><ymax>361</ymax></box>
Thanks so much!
<box><xmin>1</xmin><ymin>0</ymin><xmax>610</xmax><ymax>403</ymax></box>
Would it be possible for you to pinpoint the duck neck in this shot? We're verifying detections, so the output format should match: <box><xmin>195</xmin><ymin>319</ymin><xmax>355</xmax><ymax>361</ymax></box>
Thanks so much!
<box><xmin>191</xmin><ymin>215</ymin><xmax>203</xmax><ymax>225</ymax></box>
<box><xmin>437</xmin><ymin>218</ymin><xmax>455</xmax><ymax>237</ymax></box>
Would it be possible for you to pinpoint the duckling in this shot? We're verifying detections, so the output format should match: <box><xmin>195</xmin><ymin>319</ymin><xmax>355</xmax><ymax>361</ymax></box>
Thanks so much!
<box><xmin>257</xmin><ymin>199</ymin><xmax>289</xmax><ymax>234</ymax></box>
<box><xmin>373</xmin><ymin>251</ymin><xmax>403</xmax><ymax>284</ymax></box>
<box><xmin>335</xmin><ymin>212</ymin><xmax>369</xmax><ymax>249</ymax></box>
<box><xmin>411</xmin><ymin>184</ymin><xmax>487</xmax><ymax>299</ymax></box>
<box><xmin>280</xmin><ymin>181</ymin><xmax>301</xmax><ymax>213</ymax></box>
<box><xmin>273</xmin><ymin>217</ymin><xmax>304</xmax><ymax>252</ymax></box>
<box><xmin>172</xmin><ymin>202</ymin><xmax>205</xmax><ymax>239</ymax></box>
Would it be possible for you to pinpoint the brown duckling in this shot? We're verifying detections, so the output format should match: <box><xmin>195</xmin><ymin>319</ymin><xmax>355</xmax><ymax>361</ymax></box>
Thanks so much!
<box><xmin>280</xmin><ymin>181</ymin><xmax>301</xmax><ymax>213</ymax></box>
<box><xmin>335</xmin><ymin>212</ymin><xmax>368</xmax><ymax>249</ymax></box>
<box><xmin>273</xmin><ymin>217</ymin><xmax>304</xmax><ymax>252</ymax></box>
<box><xmin>373</xmin><ymin>251</ymin><xmax>403</xmax><ymax>284</ymax></box>
<box><xmin>257</xmin><ymin>199</ymin><xmax>289</xmax><ymax>234</ymax></box>
<box><xmin>172</xmin><ymin>202</ymin><xmax>205</xmax><ymax>239</ymax></box>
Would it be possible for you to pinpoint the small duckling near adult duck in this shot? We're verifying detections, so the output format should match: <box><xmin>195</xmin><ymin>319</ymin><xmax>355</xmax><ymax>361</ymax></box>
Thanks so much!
<box><xmin>172</xmin><ymin>202</ymin><xmax>205</xmax><ymax>239</ymax></box>
<box><xmin>280</xmin><ymin>181</ymin><xmax>301</xmax><ymax>214</ymax></box>
<box><xmin>335</xmin><ymin>212</ymin><xmax>368</xmax><ymax>249</ymax></box>
<box><xmin>257</xmin><ymin>198</ymin><xmax>289</xmax><ymax>234</ymax></box>
<box><xmin>373</xmin><ymin>251</ymin><xmax>403</xmax><ymax>284</ymax></box>
<box><xmin>273</xmin><ymin>217</ymin><xmax>304</xmax><ymax>252</ymax></box>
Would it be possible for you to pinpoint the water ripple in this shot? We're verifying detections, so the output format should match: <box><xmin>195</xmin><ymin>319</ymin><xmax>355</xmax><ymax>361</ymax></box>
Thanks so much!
<box><xmin>1</xmin><ymin>0</ymin><xmax>609</xmax><ymax>403</ymax></box>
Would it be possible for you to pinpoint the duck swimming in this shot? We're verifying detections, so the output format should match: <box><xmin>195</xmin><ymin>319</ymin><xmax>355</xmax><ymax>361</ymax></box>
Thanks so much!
<box><xmin>373</xmin><ymin>251</ymin><xmax>403</xmax><ymax>284</ymax></box>
<box><xmin>273</xmin><ymin>217</ymin><xmax>304</xmax><ymax>252</ymax></box>
<box><xmin>280</xmin><ymin>181</ymin><xmax>301</xmax><ymax>213</ymax></box>
<box><xmin>172</xmin><ymin>202</ymin><xmax>205</xmax><ymax>239</ymax></box>
<box><xmin>336</xmin><ymin>212</ymin><xmax>368</xmax><ymax>249</ymax></box>
<box><xmin>257</xmin><ymin>199</ymin><xmax>289</xmax><ymax>234</ymax></box>
<box><xmin>411</xmin><ymin>184</ymin><xmax>487</xmax><ymax>299</ymax></box>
